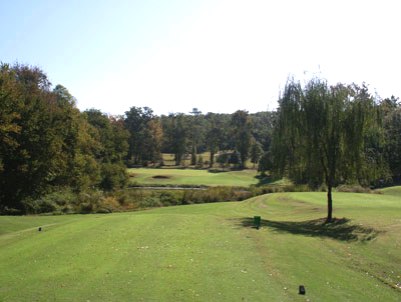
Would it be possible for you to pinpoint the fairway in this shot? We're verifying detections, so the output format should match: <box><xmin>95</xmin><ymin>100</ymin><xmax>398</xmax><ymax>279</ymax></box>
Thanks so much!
<box><xmin>128</xmin><ymin>168</ymin><xmax>259</xmax><ymax>187</ymax></box>
<box><xmin>1</xmin><ymin>190</ymin><xmax>401</xmax><ymax>301</ymax></box>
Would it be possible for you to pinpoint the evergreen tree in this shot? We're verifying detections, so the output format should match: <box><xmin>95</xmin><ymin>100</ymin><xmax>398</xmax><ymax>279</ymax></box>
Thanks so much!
<box><xmin>231</xmin><ymin>110</ymin><xmax>252</xmax><ymax>169</ymax></box>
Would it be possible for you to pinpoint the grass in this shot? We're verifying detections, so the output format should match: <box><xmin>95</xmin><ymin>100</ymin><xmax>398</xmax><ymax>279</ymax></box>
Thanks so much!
<box><xmin>1</xmin><ymin>188</ymin><xmax>401</xmax><ymax>301</ymax></box>
<box><xmin>379</xmin><ymin>185</ymin><xmax>401</xmax><ymax>196</ymax></box>
<box><xmin>128</xmin><ymin>168</ymin><xmax>259</xmax><ymax>187</ymax></box>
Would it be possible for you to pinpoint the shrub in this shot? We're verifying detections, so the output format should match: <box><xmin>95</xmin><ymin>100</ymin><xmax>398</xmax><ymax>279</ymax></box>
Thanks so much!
<box><xmin>22</xmin><ymin>189</ymin><xmax>76</xmax><ymax>214</ymax></box>
<box><xmin>77</xmin><ymin>191</ymin><xmax>105</xmax><ymax>213</ymax></box>
<box><xmin>158</xmin><ymin>191</ymin><xmax>183</xmax><ymax>206</ymax></box>
<box><xmin>101</xmin><ymin>196</ymin><xmax>121</xmax><ymax>211</ymax></box>
<box><xmin>0</xmin><ymin>207</ymin><xmax>22</xmax><ymax>215</ymax></box>
<box><xmin>336</xmin><ymin>185</ymin><xmax>372</xmax><ymax>193</ymax></box>
<box><xmin>100</xmin><ymin>163</ymin><xmax>128</xmax><ymax>191</ymax></box>
<box><xmin>139</xmin><ymin>196</ymin><xmax>163</xmax><ymax>208</ymax></box>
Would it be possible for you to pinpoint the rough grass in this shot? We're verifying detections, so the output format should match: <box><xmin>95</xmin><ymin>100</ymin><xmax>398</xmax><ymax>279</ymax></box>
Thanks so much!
<box><xmin>128</xmin><ymin>168</ymin><xmax>259</xmax><ymax>187</ymax></box>
<box><xmin>1</xmin><ymin>191</ymin><xmax>401</xmax><ymax>301</ymax></box>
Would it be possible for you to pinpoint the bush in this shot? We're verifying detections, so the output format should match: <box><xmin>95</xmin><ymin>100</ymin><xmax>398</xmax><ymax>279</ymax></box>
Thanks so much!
<box><xmin>100</xmin><ymin>163</ymin><xmax>128</xmax><ymax>191</ymax></box>
<box><xmin>77</xmin><ymin>191</ymin><xmax>116</xmax><ymax>213</ymax></box>
<box><xmin>182</xmin><ymin>187</ymin><xmax>251</xmax><ymax>204</ymax></box>
<box><xmin>139</xmin><ymin>196</ymin><xmax>163</xmax><ymax>208</ymax></box>
<box><xmin>22</xmin><ymin>189</ymin><xmax>77</xmax><ymax>214</ymax></box>
<box><xmin>159</xmin><ymin>191</ymin><xmax>183</xmax><ymax>206</ymax></box>
<box><xmin>0</xmin><ymin>207</ymin><xmax>22</xmax><ymax>215</ymax></box>
<box><xmin>336</xmin><ymin>185</ymin><xmax>372</xmax><ymax>193</ymax></box>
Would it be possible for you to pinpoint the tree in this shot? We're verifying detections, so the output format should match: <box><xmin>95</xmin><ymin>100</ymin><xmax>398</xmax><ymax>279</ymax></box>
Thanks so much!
<box><xmin>0</xmin><ymin>64</ymin><xmax>22</xmax><ymax>174</ymax></box>
<box><xmin>382</xmin><ymin>96</ymin><xmax>401</xmax><ymax>182</ymax></box>
<box><xmin>0</xmin><ymin>64</ymin><xmax>96</xmax><ymax>211</ymax></box>
<box><xmin>231</xmin><ymin>110</ymin><xmax>252</xmax><ymax>169</ymax></box>
<box><xmin>188</xmin><ymin>108</ymin><xmax>204</xmax><ymax>166</ymax></box>
<box><xmin>144</xmin><ymin>118</ymin><xmax>163</xmax><ymax>165</ymax></box>
<box><xmin>124</xmin><ymin>106</ymin><xmax>155</xmax><ymax>165</ymax></box>
<box><xmin>272</xmin><ymin>78</ymin><xmax>383</xmax><ymax>222</ymax></box>
<box><xmin>250</xmin><ymin>140</ymin><xmax>263</xmax><ymax>168</ymax></box>
<box><xmin>161</xmin><ymin>113</ymin><xmax>189</xmax><ymax>166</ymax></box>
<box><xmin>250</xmin><ymin>111</ymin><xmax>276</xmax><ymax>151</ymax></box>
<box><xmin>204</xmin><ymin>113</ymin><xmax>225</xmax><ymax>167</ymax></box>
<box><xmin>170</xmin><ymin>114</ymin><xmax>188</xmax><ymax>166</ymax></box>
<box><xmin>84</xmin><ymin>109</ymin><xmax>129</xmax><ymax>190</ymax></box>
<box><xmin>258</xmin><ymin>151</ymin><xmax>273</xmax><ymax>175</ymax></box>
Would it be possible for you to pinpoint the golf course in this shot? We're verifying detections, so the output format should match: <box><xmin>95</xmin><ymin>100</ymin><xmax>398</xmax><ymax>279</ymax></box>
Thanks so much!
<box><xmin>3</xmin><ymin>4</ymin><xmax>401</xmax><ymax>301</ymax></box>
<box><xmin>1</xmin><ymin>188</ymin><xmax>400</xmax><ymax>301</ymax></box>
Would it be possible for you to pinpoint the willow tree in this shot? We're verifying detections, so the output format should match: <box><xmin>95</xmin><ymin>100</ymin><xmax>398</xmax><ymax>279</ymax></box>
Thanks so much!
<box><xmin>272</xmin><ymin>78</ymin><xmax>382</xmax><ymax>222</ymax></box>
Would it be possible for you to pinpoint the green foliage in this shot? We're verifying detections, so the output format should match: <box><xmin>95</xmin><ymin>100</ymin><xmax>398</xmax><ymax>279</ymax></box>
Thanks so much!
<box><xmin>231</xmin><ymin>110</ymin><xmax>253</xmax><ymax>169</ymax></box>
<box><xmin>382</xmin><ymin>97</ymin><xmax>401</xmax><ymax>181</ymax></box>
<box><xmin>161</xmin><ymin>113</ymin><xmax>189</xmax><ymax>166</ymax></box>
<box><xmin>100</xmin><ymin>162</ymin><xmax>128</xmax><ymax>191</ymax></box>
<box><xmin>258</xmin><ymin>151</ymin><xmax>273</xmax><ymax>174</ymax></box>
<box><xmin>84</xmin><ymin>109</ymin><xmax>129</xmax><ymax>191</ymax></box>
<box><xmin>335</xmin><ymin>184</ymin><xmax>373</xmax><ymax>193</ymax></box>
<box><xmin>249</xmin><ymin>140</ymin><xmax>263</xmax><ymax>166</ymax></box>
<box><xmin>188</xmin><ymin>108</ymin><xmax>205</xmax><ymax>165</ymax></box>
<box><xmin>272</xmin><ymin>78</ymin><xmax>385</xmax><ymax>221</ymax></box>
<box><xmin>0</xmin><ymin>64</ymin><xmax>129</xmax><ymax>213</ymax></box>
<box><xmin>124</xmin><ymin>107</ymin><xmax>162</xmax><ymax>165</ymax></box>
<box><xmin>117</xmin><ymin>186</ymin><xmax>253</xmax><ymax>208</ymax></box>
<box><xmin>250</xmin><ymin>111</ymin><xmax>276</xmax><ymax>151</ymax></box>
<box><xmin>0</xmin><ymin>63</ymin><xmax>81</xmax><ymax>211</ymax></box>
<box><xmin>182</xmin><ymin>186</ymin><xmax>252</xmax><ymax>204</ymax></box>
<box><xmin>204</xmin><ymin>113</ymin><xmax>227</xmax><ymax>167</ymax></box>
<box><xmin>216</xmin><ymin>151</ymin><xmax>230</xmax><ymax>167</ymax></box>
<box><xmin>22</xmin><ymin>189</ymin><xmax>76</xmax><ymax>214</ymax></box>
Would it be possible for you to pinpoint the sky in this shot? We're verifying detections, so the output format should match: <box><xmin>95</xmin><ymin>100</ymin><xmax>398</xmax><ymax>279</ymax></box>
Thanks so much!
<box><xmin>1</xmin><ymin>0</ymin><xmax>400</xmax><ymax>115</ymax></box>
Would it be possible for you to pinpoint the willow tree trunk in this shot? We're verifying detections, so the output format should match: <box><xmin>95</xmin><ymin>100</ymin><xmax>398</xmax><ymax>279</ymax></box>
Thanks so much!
<box><xmin>326</xmin><ymin>183</ymin><xmax>333</xmax><ymax>223</ymax></box>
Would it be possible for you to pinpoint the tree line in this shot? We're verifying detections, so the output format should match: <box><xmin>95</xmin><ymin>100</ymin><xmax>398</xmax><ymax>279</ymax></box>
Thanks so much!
<box><xmin>1</xmin><ymin>63</ymin><xmax>400</xmax><ymax>215</ymax></box>
<box><xmin>0</xmin><ymin>64</ymin><xmax>129</xmax><ymax>213</ymax></box>
<box><xmin>0</xmin><ymin>63</ymin><xmax>273</xmax><ymax>213</ymax></box>
<box><xmin>125</xmin><ymin>107</ymin><xmax>273</xmax><ymax>169</ymax></box>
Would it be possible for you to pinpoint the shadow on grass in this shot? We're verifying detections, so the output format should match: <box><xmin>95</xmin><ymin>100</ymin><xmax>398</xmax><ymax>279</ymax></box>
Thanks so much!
<box><xmin>254</xmin><ymin>174</ymin><xmax>278</xmax><ymax>186</ymax></box>
<box><xmin>236</xmin><ymin>217</ymin><xmax>380</xmax><ymax>242</ymax></box>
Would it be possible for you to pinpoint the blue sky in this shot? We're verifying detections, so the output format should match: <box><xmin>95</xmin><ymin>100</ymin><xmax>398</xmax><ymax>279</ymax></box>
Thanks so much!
<box><xmin>1</xmin><ymin>0</ymin><xmax>400</xmax><ymax>115</ymax></box>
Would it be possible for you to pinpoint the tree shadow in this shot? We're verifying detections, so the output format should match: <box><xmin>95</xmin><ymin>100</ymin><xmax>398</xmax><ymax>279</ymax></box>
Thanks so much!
<box><xmin>235</xmin><ymin>217</ymin><xmax>380</xmax><ymax>242</ymax></box>
<box><xmin>254</xmin><ymin>174</ymin><xmax>278</xmax><ymax>186</ymax></box>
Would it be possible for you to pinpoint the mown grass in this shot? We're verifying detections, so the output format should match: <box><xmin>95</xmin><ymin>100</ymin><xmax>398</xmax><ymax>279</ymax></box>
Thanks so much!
<box><xmin>128</xmin><ymin>168</ymin><xmax>259</xmax><ymax>187</ymax></box>
<box><xmin>1</xmin><ymin>189</ymin><xmax>400</xmax><ymax>301</ymax></box>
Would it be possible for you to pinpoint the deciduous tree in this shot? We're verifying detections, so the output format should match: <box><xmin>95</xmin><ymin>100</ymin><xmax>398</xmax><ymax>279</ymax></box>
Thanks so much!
<box><xmin>272</xmin><ymin>78</ymin><xmax>383</xmax><ymax>222</ymax></box>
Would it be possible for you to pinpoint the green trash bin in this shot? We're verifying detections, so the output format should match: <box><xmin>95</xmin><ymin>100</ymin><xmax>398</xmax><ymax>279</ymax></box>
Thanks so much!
<box><xmin>254</xmin><ymin>216</ymin><xmax>261</xmax><ymax>229</ymax></box>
